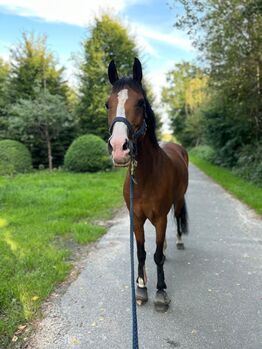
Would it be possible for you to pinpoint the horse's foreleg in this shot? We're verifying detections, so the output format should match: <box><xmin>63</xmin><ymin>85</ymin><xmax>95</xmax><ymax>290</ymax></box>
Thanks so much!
<box><xmin>134</xmin><ymin>218</ymin><xmax>148</xmax><ymax>305</ymax></box>
<box><xmin>154</xmin><ymin>216</ymin><xmax>170</xmax><ymax>312</ymax></box>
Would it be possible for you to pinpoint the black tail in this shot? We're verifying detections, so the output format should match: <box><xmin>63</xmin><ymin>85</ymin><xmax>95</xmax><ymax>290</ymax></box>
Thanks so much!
<box><xmin>174</xmin><ymin>201</ymin><xmax>188</xmax><ymax>235</ymax></box>
<box><xmin>180</xmin><ymin>201</ymin><xmax>188</xmax><ymax>234</ymax></box>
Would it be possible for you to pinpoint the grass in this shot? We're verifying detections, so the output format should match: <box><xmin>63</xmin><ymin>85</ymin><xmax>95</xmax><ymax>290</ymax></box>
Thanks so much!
<box><xmin>0</xmin><ymin>169</ymin><xmax>125</xmax><ymax>347</ymax></box>
<box><xmin>190</xmin><ymin>154</ymin><xmax>262</xmax><ymax>216</ymax></box>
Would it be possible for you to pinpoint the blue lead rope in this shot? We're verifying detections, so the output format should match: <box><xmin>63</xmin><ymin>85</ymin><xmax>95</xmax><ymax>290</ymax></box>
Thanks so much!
<box><xmin>130</xmin><ymin>174</ymin><xmax>139</xmax><ymax>349</ymax></box>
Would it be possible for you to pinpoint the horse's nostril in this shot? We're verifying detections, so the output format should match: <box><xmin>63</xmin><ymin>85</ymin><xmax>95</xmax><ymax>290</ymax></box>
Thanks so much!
<box><xmin>122</xmin><ymin>140</ymin><xmax>129</xmax><ymax>151</ymax></box>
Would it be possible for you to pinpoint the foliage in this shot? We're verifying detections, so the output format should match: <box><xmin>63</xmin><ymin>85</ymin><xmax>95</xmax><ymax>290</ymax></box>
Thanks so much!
<box><xmin>64</xmin><ymin>134</ymin><xmax>112</xmax><ymax>172</ymax></box>
<box><xmin>0</xmin><ymin>169</ymin><xmax>125</xmax><ymax>347</ymax></box>
<box><xmin>0</xmin><ymin>58</ymin><xmax>9</xmax><ymax>107</ymax></box>
<box><xmin>0</xmin><ymin>139</ymin><xmax>32</xmax><ymax>175</ymax></box>
<box><xmin>76</xmin><ymin>15</ymin><xmax>162</xmax><ymax>140</ymax></box>
<box><xmin>160</xmin><ymin>133</ymin><xmax>177</xmax><ymax>143</ymax></box>
<box><xmin>200</xmin><ymin>95</ymin><xmax>253</xmax><ymax>167</ymax></box>
<box><xmin>172</xmin><ymin>0</ymin><xmax>262</xmax><ymax>167</ymax></box>
<box><xmin>233</xmin><ymin>142</ymin><xmax>262</xmax><ymax>186</ymax></box>
<box><xmin>7</xmin><ymin>32</ymin><xmax>68</xmax><ymax>103</ymax></box>
<box><xmin>8</xmin><ymin>91</ymin><xmax>74</xmax><ymax>170</ymax></box>
<box><xmin>1</xmin><ymin>33</ymin><xmax>77</xmax><ymax>167</ymax></box>
<box><xmin>0</xmin><ymin>58</ymin><xmax>9</xmax><ymax>137</ymax></box>
<box><xmin>190</xmin><ymin>155</ymin><xmax>262</xmax><ymax>216</ymax></box>
<box><xmin>77</xmin><ymin>15</ymin><xmax>139</xmax><ymax>140</ymax></box>
<box><xmin>189</xmin><ymin>145</ymin><xmax>215</xmax><ymax>162</ymax></box>
<box><xmin>162</xmin><ymin>62</ymin><xmax>208</xmax><ymax>147</ymax></box>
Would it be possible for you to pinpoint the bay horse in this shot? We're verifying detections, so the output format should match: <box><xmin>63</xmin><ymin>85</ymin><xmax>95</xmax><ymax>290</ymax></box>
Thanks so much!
<box><xmin>106</xmin><ymin>58</ymin><xmax>189</xmax><ymax>312</ymax></box>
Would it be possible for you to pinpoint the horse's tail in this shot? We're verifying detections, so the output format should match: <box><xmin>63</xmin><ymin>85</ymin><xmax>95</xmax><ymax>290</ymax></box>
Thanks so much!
<box><xmin>174</xmin><ymin>200</ymin><xmax>188</xmax><ymax>235</ymax></box>
<box><xmin>180</xmin><ymin>201</ymin><xmax>188</xmax><ymax>234</ymax></box>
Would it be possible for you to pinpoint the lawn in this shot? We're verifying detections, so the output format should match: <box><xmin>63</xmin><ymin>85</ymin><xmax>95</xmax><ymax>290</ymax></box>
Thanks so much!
<box><xmin>0</xmin><ymin>169</ymin><xmax>125</xmax><ymax>347</ymax></box>
<box><xmin>190</xmin><ymin>155</ymin><xmax>262</xmax><ymax>216</ymax></box>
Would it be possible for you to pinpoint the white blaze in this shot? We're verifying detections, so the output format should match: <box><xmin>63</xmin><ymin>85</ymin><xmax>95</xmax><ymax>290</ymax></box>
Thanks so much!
<box><xmin>111</xmin><ymin>89</ymin><xmax>129</xmax><ymax>137</ymax></box>
<box><xmin>116</xmin><ymin>89</ymin><xmax>128</xmax><ymax>116</ymax></box>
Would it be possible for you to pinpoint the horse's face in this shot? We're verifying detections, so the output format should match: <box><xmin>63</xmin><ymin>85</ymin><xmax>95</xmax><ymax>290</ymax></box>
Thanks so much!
<box><xmin>107</xmin><ymin>58</ymin><xmax>145</xmax><ymax>167</ymax></box>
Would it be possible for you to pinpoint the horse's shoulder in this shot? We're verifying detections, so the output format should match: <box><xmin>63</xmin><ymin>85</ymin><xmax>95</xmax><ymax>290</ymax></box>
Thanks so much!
<box><xmin>159</xmin><ymin>141</ymin><xmax>188</xmax><ymax>167</ymax></box>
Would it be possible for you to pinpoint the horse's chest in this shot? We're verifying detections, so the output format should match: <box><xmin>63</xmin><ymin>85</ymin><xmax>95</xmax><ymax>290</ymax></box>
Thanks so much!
<box><xmin>133</xmin><ymin>190</ymin><xmax>172</xmax><ymax>220</ymax></box>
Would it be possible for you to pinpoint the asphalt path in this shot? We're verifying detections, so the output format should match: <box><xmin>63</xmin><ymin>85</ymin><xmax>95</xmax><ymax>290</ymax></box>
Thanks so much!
<box><xmin>28</xmin><ymin>164</ymin><xmax>262</xmax><ymax>349</ymax></box>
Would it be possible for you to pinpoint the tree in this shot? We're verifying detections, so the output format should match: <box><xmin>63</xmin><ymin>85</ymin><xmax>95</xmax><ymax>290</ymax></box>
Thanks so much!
<box><xmin>7</xmin><ymin>32</ymin><xmax>68</xmax><ymax>103</ymax></box>
<box><xmin>9</xmin><ymin>91</ymin><xmax>73</xmax><ymax>170</ymax></box>
<box><xmin>172</xmin><ymin>0</ymin><xmax>262</xmax><ymax>144</ymax></box>
<box><xmin>4</xmin><ymin>33</ymin><xmax>77</xmax><ymax>167</ymax></box>
<box><xmin>0</xmin><ymin>58</ymin><xmax>9</xmax><ymax>138</ymax></box>
<box><xmin>77</xmin><ymin>15</ymin><xmax>140</xmax><ymax>140</ymax></box>
<box><xmin>162</xmin><ymin>62</ymin><xmax>208</xmax><ymax>146</ymax></box>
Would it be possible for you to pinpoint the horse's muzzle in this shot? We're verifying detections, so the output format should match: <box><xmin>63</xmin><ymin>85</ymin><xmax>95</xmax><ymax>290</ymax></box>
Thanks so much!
<box><xmin>108</xmin><ymin>137</ymin><xmax>131</xmax><ymax>167</ymax></box>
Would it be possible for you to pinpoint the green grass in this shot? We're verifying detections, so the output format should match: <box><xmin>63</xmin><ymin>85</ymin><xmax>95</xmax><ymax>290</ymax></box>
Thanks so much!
<box><xmin>0</xmin><ymin>169</ymin><xmax>125</xmax><ymax>347</ymax></box>
<box><xmin>190</xmin><ymin>155</ymin><xmax>262</xmax><ymax>216</ymax></box>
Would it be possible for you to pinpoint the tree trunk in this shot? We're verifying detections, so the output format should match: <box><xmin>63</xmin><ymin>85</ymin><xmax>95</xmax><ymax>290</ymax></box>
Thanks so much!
<box><xmin>45</xmin><ymin>128</ymin><xmax>53</xmax><ymax>170</ymax></box>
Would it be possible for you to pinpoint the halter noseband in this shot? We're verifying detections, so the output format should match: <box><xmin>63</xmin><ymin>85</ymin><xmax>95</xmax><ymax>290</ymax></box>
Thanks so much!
<box><xmin>108</xmin><ymin>116</ymin><xmax>147</xmax><ymax>158</ymax></box>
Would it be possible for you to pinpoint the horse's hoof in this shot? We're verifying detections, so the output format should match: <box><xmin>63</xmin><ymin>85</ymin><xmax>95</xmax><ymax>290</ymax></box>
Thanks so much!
<box><xmin>136</xmin><ymin>286</ymin><xmax>148</xmax><ymax>305</ymax></box>
<box><xmin>154</xmin><ymin>290</ymin><xmax>170</xmax><ymax>312</ymax></box>
<box><xmin>176</xmin><ymin>242</ymin><xmax>185</xmax><ymax>250</ymax></box>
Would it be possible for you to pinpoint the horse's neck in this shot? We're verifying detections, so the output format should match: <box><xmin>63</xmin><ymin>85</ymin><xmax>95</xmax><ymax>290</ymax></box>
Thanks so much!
<box><xmin>134</xmin><ymin>135</ymin><xmax>160</xmax><ymax>182</ymax></box>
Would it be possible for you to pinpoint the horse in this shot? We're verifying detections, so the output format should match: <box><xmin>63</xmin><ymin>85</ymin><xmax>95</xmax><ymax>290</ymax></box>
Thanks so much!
<box><xmin>106</xmin><ymin>58</ymin><xmax>189</xmax><ymax>312</ymax></box>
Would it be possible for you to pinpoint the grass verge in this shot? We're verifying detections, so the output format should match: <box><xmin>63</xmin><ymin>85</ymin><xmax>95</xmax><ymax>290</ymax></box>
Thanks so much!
<box><xmin>190</xmin><ymin>155</ymin><xmax>262</xmax><ymax>216</ymax></box>
<box><xmin>0</xmin><ymin>169</ymin><xmax>125</xmax><ymax>347</ymax></box>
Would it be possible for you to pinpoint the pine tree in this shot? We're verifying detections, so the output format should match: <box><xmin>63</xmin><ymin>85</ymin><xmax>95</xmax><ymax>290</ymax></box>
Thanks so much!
<box><xmin>7</xmin><ymin>32</ymin><xmax>68</xmax><ymax>103</ymax></box>
<box><xmin>77</xmin><ymin>15</ymin><xmax>140</xmax><ymax>140</ymax></box>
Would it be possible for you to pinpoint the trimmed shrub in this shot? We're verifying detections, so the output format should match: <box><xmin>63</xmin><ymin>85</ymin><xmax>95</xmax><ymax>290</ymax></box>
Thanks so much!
<box><xmin>64</xmin><ymin>134</ymin><xmax>112</xmax><ymax>172</ymax></box>
<box><xmin>190</xmin><ymin>145</ymin><xmax>215</xmax><ymax>162</ymax></box>
<box><xmin>0</xmin><ymin>140</ymin><xmax>32</xmax><ymax>175</ymax></box>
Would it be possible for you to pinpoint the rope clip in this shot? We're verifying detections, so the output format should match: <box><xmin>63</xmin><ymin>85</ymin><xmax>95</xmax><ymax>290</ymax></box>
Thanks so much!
<box><xmin>130</xmin><ymin>159</ymin><xmax>138</xmax><ymax>184</ymax></box>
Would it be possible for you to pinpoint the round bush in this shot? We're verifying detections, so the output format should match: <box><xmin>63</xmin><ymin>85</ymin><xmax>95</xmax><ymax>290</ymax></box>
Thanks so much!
<box><xmin>0</xmin><ymin>139</ymin><xmax>32</xmax><ymax>175</ymax></box>
<box><xmin>64</xmin><ymin>134</ymin><xmax>112</xmax><ymax>172</ymax></box>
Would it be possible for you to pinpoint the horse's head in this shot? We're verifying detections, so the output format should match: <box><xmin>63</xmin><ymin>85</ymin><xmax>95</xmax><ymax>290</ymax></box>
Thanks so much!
<box><xmin>106</xmin><ymin>58</ymin><xmax>147</xmax><ymax>167</ymax></box>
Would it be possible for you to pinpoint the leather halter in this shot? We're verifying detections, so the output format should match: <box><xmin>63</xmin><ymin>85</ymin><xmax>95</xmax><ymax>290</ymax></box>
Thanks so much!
<box><xmin>108</xmin><ymin>116</ymin><xmax>147</xmax><ymax>158</ymax></box>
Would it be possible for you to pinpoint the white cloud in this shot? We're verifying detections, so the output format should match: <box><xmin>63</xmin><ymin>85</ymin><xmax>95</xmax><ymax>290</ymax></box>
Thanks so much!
<box><xmin>134</xmin><ymin>35</ymin><xmax>160</xmax><ymax>58</ymax></box>
<box><xmin>0</xmin><ymin>0</ymin><xmax>194</xmax><ymax>62</ymax></box>
<box><xmin>0</xmin><ymin>0</ymin><xmax>139</xmax><ymax>27</ymax></box>
<box><xmin>132</xmin><ymin>22</ymin><xmax>194</xmax><ymax>52</ymax></box>
<box><xmin>0</xmin><ymin>40</ymin><xmax>11</xmax><ymax>62</ymax></box>
<box><xmin>0</xmin><ymin>50</ymin><xmax>9</xmax><ymax>62</ymax></box>
<box><xmin>0</xmin><ymin>0</ymin><xmax>193</xmax><ymax>52</ymax></box>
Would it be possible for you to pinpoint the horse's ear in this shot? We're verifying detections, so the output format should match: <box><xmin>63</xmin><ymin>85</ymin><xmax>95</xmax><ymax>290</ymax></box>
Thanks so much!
<box><xmin>108</xmin><ymin>60</ymin><xmax>119</xmax><ymax>85</ymax></box>
<box><xmin>133</xmin><ymin>57</ymin><xmax>142</xmax><ymax>84</ymax></box>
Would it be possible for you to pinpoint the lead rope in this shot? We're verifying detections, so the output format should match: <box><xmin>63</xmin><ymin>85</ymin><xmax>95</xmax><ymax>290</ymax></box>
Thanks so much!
<box><xmin>130</xmin><ymin>160</ymin><xmax>139</xmax><ymax>349</ymax></box>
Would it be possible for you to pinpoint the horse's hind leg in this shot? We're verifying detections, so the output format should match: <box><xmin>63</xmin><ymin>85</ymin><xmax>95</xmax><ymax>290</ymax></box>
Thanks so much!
<box><xmin>134</xmin><ymin>219</ymin><xmax>148</xmax><ymax>305</ymax></box>
<box><xmin>175</xmin><ymin>200</ymin><xmax>188</xmax><ymax>250</ymax></box>
<box><xmin>153</xmin><ymin>216</ymin><xmax>171</xmax><ymax>312</ymax></box>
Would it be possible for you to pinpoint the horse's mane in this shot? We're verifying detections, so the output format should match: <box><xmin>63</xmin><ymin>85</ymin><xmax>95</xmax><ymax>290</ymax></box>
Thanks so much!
<box><xmin>112</xmin><ymin>77</ymin><xmax>159</xmax><ymax>147</ymax></box>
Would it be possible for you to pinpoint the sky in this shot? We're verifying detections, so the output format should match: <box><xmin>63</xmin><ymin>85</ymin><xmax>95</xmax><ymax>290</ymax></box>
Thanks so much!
<box><xmin>0</xmin><ymin>0</ymin><xmax>197</xmax><ymax>132</ymax></box>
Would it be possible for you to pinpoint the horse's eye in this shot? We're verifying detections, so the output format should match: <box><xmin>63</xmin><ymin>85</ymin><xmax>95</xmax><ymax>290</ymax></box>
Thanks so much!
<box><xmin>137</xmin><ymin>99</ymin><xmax>145</xmax><ymax>108</ymax></box>
<box><xmin>105</xmin><ymin>101</ymin><xmax>109</xmax><ymax>109</ymax></box>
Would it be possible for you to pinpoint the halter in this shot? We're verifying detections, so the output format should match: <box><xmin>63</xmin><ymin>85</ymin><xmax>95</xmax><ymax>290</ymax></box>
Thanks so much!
<box><xmin>108</xmin><ymin>116</ymin><xmax>147</xmax><ymax>159</ymax></box>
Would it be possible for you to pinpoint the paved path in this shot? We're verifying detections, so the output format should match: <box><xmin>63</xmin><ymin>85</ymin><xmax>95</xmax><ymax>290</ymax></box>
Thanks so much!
<box><xmin>28</xmin><ymin>165</ymin><xmax>262</xmax><ymax>349</ymax></box>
